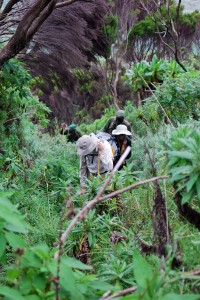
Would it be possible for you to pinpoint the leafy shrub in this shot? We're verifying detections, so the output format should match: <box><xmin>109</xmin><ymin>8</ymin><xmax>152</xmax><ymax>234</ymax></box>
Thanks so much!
<box><xmin>163</xmin><ymin>123</ymin><xmax>200</xmax><ymax>205</ymax></box>
<box><xmin>155</xmin><ymin>71</ymin><xmax>200</xmax><ymax>125</ymax></box>
<box><xmin>0</xmin><ymin>191</ymin><xmax>29</xmax><ymax>264</ymax></box>
<box><xmin>125</xmin><ymin>55</ymin><xmax>184</xmax><ymax>96</ymax></box>
<box><xmin>0</xmin><ymin>59</ymin><xmax>50</xmax><ymax>186</ymax></box>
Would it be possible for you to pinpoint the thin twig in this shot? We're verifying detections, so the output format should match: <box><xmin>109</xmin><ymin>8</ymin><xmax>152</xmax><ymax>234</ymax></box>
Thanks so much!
<box><xmin>99</xmin><ymin>175</ymin><xmax>168</xmax><ymax>202</ymax></box>
<box><xmin>99</xmin><ymin>286</ymin><xmax>137</xmax><ymax>300</ymax></box>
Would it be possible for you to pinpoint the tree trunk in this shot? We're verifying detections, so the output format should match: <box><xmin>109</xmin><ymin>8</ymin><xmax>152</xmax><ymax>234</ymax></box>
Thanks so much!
<box><xmin>152</xmin><ymin>180</ymin><xmax>169</xmax><ymax>256</ymax></box>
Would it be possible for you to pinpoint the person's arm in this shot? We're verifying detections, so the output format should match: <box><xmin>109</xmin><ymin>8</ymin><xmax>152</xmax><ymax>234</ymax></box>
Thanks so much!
<box><xmin>102</xmin><ymin>118</ymin><xmax>112</xmax><ymax>133</ymax></box>
<box><xmin>80</xmin><ymin>156</ymin><xmax>87</xmax><ymax>187</ymax></box>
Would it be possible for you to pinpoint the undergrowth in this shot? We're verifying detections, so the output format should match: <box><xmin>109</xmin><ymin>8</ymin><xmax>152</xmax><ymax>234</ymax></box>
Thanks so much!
<box><xmin>0</xmin><ymin>59</ymin><xmax>200</xmax><ymax>299</ymax></box>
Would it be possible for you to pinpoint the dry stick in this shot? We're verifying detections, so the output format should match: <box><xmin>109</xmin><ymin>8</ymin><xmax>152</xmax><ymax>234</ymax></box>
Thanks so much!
<box><xmin>98</xmin><ymin>175</ymin><xmax>168</xmax><ymax>201</ymax></box>
<box><xmin>100</xmin><ymin>286</ymin><xmax>137</xmax><ymax>300</ymax></box>
<box><xmin>55</xmin><ymin>147</ymin><xmax>168</xmax><ymax>257</ymax></box>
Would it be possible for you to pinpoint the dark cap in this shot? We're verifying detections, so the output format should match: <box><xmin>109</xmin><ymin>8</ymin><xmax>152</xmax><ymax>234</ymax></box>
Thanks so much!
<box><xmin>116</xmin><ymin>110</ymin><xmax>124</xmax><ymax>118</ymax></box>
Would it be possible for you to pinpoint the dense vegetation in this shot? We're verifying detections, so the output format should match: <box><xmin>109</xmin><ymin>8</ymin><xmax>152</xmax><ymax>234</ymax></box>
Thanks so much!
<box><xmin>0</xmin><ymin>54</ymin><xmax>200</xmax><ymax>299</ymax></box>
<box><xmin>0</xmin><ymin>0</ymin><xmax>200</xmax><ymax>299</ymax></box>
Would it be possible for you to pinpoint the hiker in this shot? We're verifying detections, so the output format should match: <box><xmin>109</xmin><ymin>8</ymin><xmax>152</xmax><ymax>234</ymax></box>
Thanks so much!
<box><xmin>67</xmin><ymin>124</ymin><xmax>82</xmax><ymax>143</ymax></box>
<box><xmin>112</xmin><ymin>124</ymin><xmax>132</xmax><ymax>170</ymax></box>
<box><xmin>60</xmin><ymin>122</ymin><xmax>68</xmax><ymax>135</ymax></box>
<box><xmin>76</xmin><ymin>133</ymin><xmax>113</xmax><ymax>194</ymax></box>
<box><xmin>102</xmin><ymin>110</ymin><xmax>132</xmax><ymax>135</ymax></box>
<box><xmin>60</xmin><ymin>123</ymin><xmax>82</xmax><ymax>143</ymax></box>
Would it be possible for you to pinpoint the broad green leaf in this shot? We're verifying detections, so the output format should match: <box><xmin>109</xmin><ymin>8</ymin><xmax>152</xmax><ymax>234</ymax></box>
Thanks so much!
<box><xmin>196</xmin><ymin>179</ymin><xmax>200</xmax><ymax>202</ymax></box>
<box><xmin>168</xmin><ymin>157</ymin><xmax>179</xmax><ymax>167</ymax></box>
<box><xmin>160</xmin><ymin>293</ymin><xmax>200</xmax><ymax>300</ymax></box>
<box><xmin>168</xmin><ymin>174</ymin><xmax>186</xmax><ymax>182</ymax></box>
<box><xmin>0</xmin><ymin>191</ymin><xmax>14</xmax><ymax>200</ymax></box>
<box><xmin>5</xmin><ymin>222</ymin><xmax>28</xmax><ymax>233</ymax></box>
<box><xmin>133</xmin><ymin>250</ymin><xmax>154</xmax><ymax>289</ymax></box>
<box><xmin>19</xmin><ymin>277</ymin><xmax>32</xmax><ymax>295</ymax></box>
<box><xmin>88</xmin><ymin>232</ymin><xmax>93</xmax><ymax>246</ymax></box>
<box><xmin>25</xmin><ymin>296</ymin><xmax>40</xmax><ymax>300</ymax></box>
<box><xmin>30</xmin><ymin>244</ymin><xmax>49</xmax><ymax>260</ymax></box>
<box><xmin>32</xmin><ymin>274</ymin><xmax>47</xmax><ymax>291</ymax></box>
<box><xmin>181</xmin><ymin>191</ymin><xmax>193</xmax><ymax>205</ymax></box>
<box><xmin>0</xmin><ymin>197</ymin><xmax>19</xmax><ymax>213</ymax></box>
<box><xmin>21</xmin><ymin>251</ymin><xmax>41</xmax><ymax>268</ymax></box>
<box><xmin>48</xmin><ymin>260</ymin><xmax>83</xmax><ymax>298</ymax></box>
<box><xmin>0</xmin><ymin>234</ymin><xmax>6</xmax><ymax>260</ymax></box>
<box><xmin>0</xmin><ymin>203</ymin><xmax>28</xmax><ymax>233</ymax></box>
<box><xmin>62</xmin><ymin>256</ymin><xmax>92</xmax><ymax>270</ymax></box>
<box><xmin>186</xmin><ymin>174</ymin><xmax>199</xmax><ymax>192</ymax></box>
<box><xmin>7</xmin><ymin>269</ymin><xmax>21</xmax><ymax>282</ymax></box>
<box><xmin>90</xmin><ymin>280</ymin><xmax>114</xmax><ymax>291</ymax></box>
<box><xmin>59</xmin><ymin>264</ymin><xmax>83</xmax><ymax>299</ymax></box>
<box><xmin>170</xmin><ymin>166</ymin><xmax>193</xmax><ymax>176</ymax></box>
<box><xmin>5</xmin><ymin>232</ymin><xmax>26</xmax><ymax>249</ymax></box>
<box><xmin>169</xmin><ymin>151</ymin><xmax>194</xmax><ymax>161</ymax></box>
<box><xmin>0</xmin><ymin>286</ymin><xmax>25</xmax><ymax>300</ymax></box>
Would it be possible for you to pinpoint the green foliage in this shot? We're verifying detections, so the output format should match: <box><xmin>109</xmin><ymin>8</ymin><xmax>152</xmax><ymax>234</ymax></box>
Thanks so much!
<box><xmin>99</xmin><ymin>254</ymin><xmax>134</xmax><ymax>285</ymax></box>
<box><xmin>1</xmin><ymin>50</ymin><xmax>200</xmax><ymax>299</ymax></box>
<box><xmin>0</xmin><ymin>59</ymin><xmax>50</xmax><ymax>131</ymax></box>
<box><xmin>73</xmin><ymin>68</ymin><xmax>93</xmax><ymax>92</ymax></box>
<box><xmin>0</xmin><ymin>191</ymin><xmax>29</xmax><ymax>264</ymax></box>
<box><xmin>0</xmin><ymin>59</ymin><xmax>51</xmax><ymax>186</ymax></box>
<box><xmin>129</xmin><ymin>15</ymin><xmax>160</xmax><ymax>38</ymax></box>
<box><xmin>126</xmin><ymin>70</ymin><xmax>200</xmax><ymax>131</ymax></box>
<box><xmin>129</xmin><ymin>4</ymin><xmax>200</xmax><ymax>39</ymax></box>
<box><xmin>126</xmin><ymin>55</ymin><xmax>184</xmax><ymax>93</ymax></box>
<box><xmin>102</xmin><ymin>14</ymin><xmax>118</xmax><ymax>55</ymax></box>
<box><xmin>1</xmin><ymin>242</ymin><xmax>115</xmax><ymax>300</ymax></box>
<box><xmin>163</xmin><ymin>123</ymin><xmax>200</xmax><ymax>205</ymax></box>
<box><xmin>154</xmin><ymin>71</ymin><xmax>200</xmax><ymax>125</ymax></box>
<box><xmin>78</xmin><ymin>106</ymin><xmax>116</xmax><ymax>134</ymax></box>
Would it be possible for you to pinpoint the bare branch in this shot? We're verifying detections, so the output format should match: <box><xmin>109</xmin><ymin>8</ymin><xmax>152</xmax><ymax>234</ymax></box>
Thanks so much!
<box><xmin>100</xmin><ymin>287</ymin><xmax>137</xmax><ymax>300</ymax></box>
<box><xmin>0</xmin><ymin>0</ymin><xmax>57</xmax><ymax>66</ymax></box>
<box><xmin>98</xmin><ymin>175</ymin><xmax>168</xmax><ymax>202</ymax></box>
<box><xmin>56</xmin><ymin>0</ymin><xmax>87</xmax><ymax>9</ymax></box>
<box><xmin>26</xmin><ymin>1</ymin><xmax>56</xmax><ymax>39</ymax></box>
<box><xmin>140</xmin><ymin>0</ymin><xmax>187</xmax><ymax>72</ymax></box>
<box><xmin>0</xmin><ymin>0</ymin><xmax>20</xmax><ymax>21</ymax></box>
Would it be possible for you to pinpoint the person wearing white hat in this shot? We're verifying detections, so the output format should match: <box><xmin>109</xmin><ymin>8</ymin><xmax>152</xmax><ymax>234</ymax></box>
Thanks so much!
<box><xmin>76</xmin><ymin>133</ymin><xmax>113</xmax><ymax>194</ymax></box>
<box><xmin>112</xmin><ymin>124</ymin><xmax>132</xmax><ymax>170</ymax></box>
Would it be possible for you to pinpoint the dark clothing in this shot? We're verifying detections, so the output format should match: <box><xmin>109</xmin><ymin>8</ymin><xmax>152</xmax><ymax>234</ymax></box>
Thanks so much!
<box><xmin>60</xmin><ymin>128</ymin><xmax>82</xmax><ymax>143</ymax></box>
<box><xmin>67</xmin><ymin>129</ymin><xmax>82</xmax><ymax>143</ymax></box>
<box><xmin>102</xmin><ymin>117</ymin><xmax>132</xmax><ymax>135</ymax></box>
<box><xmin>113</xmin><ymin>136</ymin><xmax>132</xmax><ymax>170</ymax></box>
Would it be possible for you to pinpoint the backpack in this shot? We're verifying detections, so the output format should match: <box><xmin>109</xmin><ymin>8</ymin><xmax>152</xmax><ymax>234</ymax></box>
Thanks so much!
<box><xmin>96</xmin><ymin>131</ymin><xmax>118</xmax><ymax>159</ymax></box>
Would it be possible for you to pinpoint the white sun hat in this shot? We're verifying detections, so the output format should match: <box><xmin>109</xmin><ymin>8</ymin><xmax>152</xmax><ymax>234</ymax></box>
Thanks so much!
<box><xmin>112</xmin><ymin>124</ymin><xmax>131</xmax><ymax>136</ymax></box>
<box><xmin>76</xmin><ymin>134</ymin><xmax>98</xmax><ymax>156</ymax></box>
